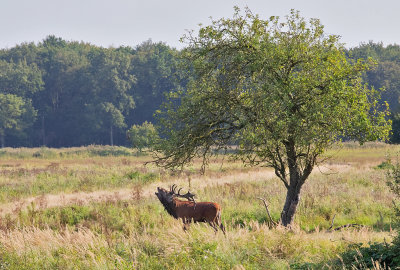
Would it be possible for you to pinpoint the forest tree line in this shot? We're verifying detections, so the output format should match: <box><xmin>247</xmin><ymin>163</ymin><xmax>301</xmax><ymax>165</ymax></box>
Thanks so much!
<box><xmin>0</xmin><ymin>36</ymin><xmax>399</xmax><ymax>148</ymax></box>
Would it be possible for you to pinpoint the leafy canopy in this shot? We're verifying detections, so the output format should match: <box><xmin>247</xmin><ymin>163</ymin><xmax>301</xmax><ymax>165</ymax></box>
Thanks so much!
<box><xmin>0</xmin><ymin>93</ymin><xmax>36</xmax><ymax>135</ymax></box>
<box><xmin>127</xmin><ymin>121</ymin><xmax>159</xmax><ymax>152</ymax></box>
<box><xmin>154</xmin><ymin>8</ymin><xmax>391</xmax><ymax>178</ymax></box>
<box><xmin>0</xmin><ymin>59</ymin><xmax>43</xmax><ymax>146</ymax></box>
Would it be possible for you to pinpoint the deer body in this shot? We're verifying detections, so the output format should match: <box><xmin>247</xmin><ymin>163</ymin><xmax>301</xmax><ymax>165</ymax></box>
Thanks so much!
<box><xmin>174</xmin><ymin>199</ymin><xmax>221</xmax><ymax>223</ymax></box>
<box><xmin>155</xmin><ymin>186</ymin><xmax>225</xmax><ymax>234</ymax></box>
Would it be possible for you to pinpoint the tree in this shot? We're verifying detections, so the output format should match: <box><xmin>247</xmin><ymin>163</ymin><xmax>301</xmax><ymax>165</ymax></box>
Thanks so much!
<box><xmin>127</xmin><ymin>121</ymin><xmax>158</xmax><ymax>153</ymax></box>
<box><xmin>349</xmin><ymin>42</ymin><xmax>400</xmax><ymax>114</ymax></box>
<box><xmin>348</xmin><ymin>42</ymin><xmax>400</xmax><ymax>143</ymax></box>
<box><xmin>33</xmin><ymin>38</ymin><xmax>90</xmax><ymax>146</ymax></box>
<box><xmin>128</xmin><ymin>40</ymin><xmax>181</xmax><ymax>125</ymax></box>
<box><xmin>0</xmin><ymin>59</ymin><xmax>43</xmax><ymax>97</ymax></box>
<box><xmin>86</xmin><ymin>49</ymin><xmax>136</xmax><ymax>145</ymax></box>
<box><xmin>153</xmin><ymin>9</ymin><xmax>391</xmax><ymax>226</ymax></box>
<box><xmin>0</xmin><ymin>94</ymin><xmax>36</xmax><ymax>147</ymax></box>
<box><xmin>32</xmin><ymin>39</ymin><xmax>136</xmax><ymax>146</ymax></box>
<box><xmin>0</xmin><ymin>59</ymin><xmax>43</xmax><ymax>147</ymax></box>
<box><xmin>101</xmin><ymin>102</ymin><xmax>126</xmax><ymax>146</ymax></box>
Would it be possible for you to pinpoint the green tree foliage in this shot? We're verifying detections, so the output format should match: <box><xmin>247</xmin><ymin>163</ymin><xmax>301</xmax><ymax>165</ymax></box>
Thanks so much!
<box><xmin>33</xmin><ymin>37</ymin><xmax>92</xmax><ymax>146</ymax></box>
<box><xmin>154</xmin><ymin>8</ymin><xmax>391</xmax><ymax>226</ymax></box>
<box><xmin>129</xmin><ymin>40</ymin><xmax>182</xmax><ymax>124</ymax></box>
<box><xmin>349</xmin><ymin>42</ymin><xmax>400</xmax><ymax>143</ymax></box>
<box><xmin>0</xmin><ymin>93</ymin><xmax>36</xmax><ymax>147</ymax></box>
<box><xmin>349</xmin><ymin>42</ymin><xmax>400</xmax><ymax>111</ymax></box>
<box><xmin>0</xmin><ymin>59</ymin><xmax>43</xmax><ymax>97</ymax></box>
<box><xmin>0</xmin><ymin>33</ymin><xmax>396</xmax><ymax>149</ymax></box>
<box><xmin>127</xmin><ymin>121</ymin><xmax>158</xmax><ymax>153</ymax></box>
<box><xmin>0</xmin><ymin>36</ymin><xmax>178</xmax><ymax>147</ymax></box>
<box><xmin>15</xmin><ymin>36</ymin><xmax>137</xmax><ymax>146</ymax></box>
<box><xmin>0</xmin><ymin>59</ymin><xmax>43</xmax><ymax>147</ymax></box>
<box><xmin>85</xmin><ymin>48</ymin><xmax>136</xmax><ymax>145</ymax></box>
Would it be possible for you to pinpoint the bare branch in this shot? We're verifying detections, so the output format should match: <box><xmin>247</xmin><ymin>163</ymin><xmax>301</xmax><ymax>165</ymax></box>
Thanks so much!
<box><xmin>327</xmin><ymin>214</ymin><xmax>365</xmax><ymax>231</ymax></box>
<box><xmin>257</xmin><ymin>197</ymin><xmax>277</xmax><ymax>227</ymax></box>
<box><xmin>328</xmin><ymin>214</ymin><xmax>336</xmax><ymax>230</ymax></box>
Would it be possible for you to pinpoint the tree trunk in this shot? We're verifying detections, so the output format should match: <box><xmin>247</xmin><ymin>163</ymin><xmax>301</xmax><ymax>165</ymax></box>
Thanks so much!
<box><xmin>42</xmin><ymin>116</ymin><xmax>46</xmax><ymax>146</ymax></box>
<box><xmin>110</xmin><ymin>125</ymin><xmax>114</xmax><ymax>146</ymax></box>
<box><xmin>280</xmin><ymin>138</ymin><xmax>307</xmax><ymax>227</ymax></box>
<box><xmin>280</xmin><ymin>183</ymin><xmax>302</xmax><ymax>226</ymax></box>
<box><xmin>0</xmin><ymin>130</ymin><xmax>4</xmax><ymax>148</ymax></box>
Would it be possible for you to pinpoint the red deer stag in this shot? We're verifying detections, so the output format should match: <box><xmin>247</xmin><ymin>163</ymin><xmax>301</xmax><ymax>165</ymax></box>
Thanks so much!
<box><xmin>155</xmin><ymin>185</ymin><xmax>225</xmax><ymax>234</ymax></box>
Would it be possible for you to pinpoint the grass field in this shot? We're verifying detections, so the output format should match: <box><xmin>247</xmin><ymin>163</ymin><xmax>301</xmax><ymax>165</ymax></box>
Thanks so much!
<box><xmin>0</xmin><ymin>143</ymin><xmax>399</xmax><ymax>269</ymax></box>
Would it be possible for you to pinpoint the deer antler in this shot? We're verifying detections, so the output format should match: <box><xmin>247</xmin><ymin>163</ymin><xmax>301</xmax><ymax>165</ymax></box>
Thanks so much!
<box><xmin>169</xmin><ymin>184</ymin><xmax>196</xmax><ymax>204</ymax></box>
<box><xmin>177</xmin><ymin>188</ymin><xmax>196</xmax><ymax>204</ymax></box>
<box><xmin>170</xmin><ymin>184</ymin><xmax>177</xmax><ymax>193</ymax></box>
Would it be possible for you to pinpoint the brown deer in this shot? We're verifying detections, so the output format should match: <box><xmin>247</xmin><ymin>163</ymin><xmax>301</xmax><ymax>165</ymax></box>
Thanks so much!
<box><xmin>155</xmin><ymin>185</ymin><xmax>225</xmax><ymax>234</ymax></box>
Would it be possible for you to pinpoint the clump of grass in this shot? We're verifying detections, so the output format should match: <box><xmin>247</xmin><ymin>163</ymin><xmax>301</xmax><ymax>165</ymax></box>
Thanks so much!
<box><xmin>32</xmin><ymin>147</ymin><xmax>58</xmax><ymax>158</ymax></box>
<box><xmin>374</xmin><ymin>160</ymin><xmax>394</xmax><ymax>170</ymax></box>
<box><xmin>66</xmin><ymin>145</ymin><xmax>136</xmax><ymax>157</ymax></box>
<box><xmin>125</xmin><ymin>171</ymin><xmax>159</xmax><ymax>185</ymax></box>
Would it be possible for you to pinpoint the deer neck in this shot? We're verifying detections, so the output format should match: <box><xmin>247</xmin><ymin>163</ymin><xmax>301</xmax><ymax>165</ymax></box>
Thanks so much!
<box><xmin>172</xmin><ymin>198</ymin><xmax>182</xmax><ymax>206</ymax></box>
<box><xmin>173</xmin><ymin>198</ymin><xmax>194</xmax><ymax>207</ymax></box>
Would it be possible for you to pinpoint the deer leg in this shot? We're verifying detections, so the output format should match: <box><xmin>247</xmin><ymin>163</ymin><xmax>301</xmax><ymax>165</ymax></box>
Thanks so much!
<box><xmin>183</xmin><ymin>218</ymin><xmax>192</xmax><ymax>232</ymax></box>
<box><xmin>219</xmin><ymin>223</ymin><xmax>226</xmax><ymax>235</ymax></box>
<box><xmin>208</xmin><ymin>222</ymin><xmax>218</xmax><ymax>233</ymax></box>
<box><xmin>182</xmin><ymin>218</ymin><xmax>188</xmax><ymax>232</ymax></box>
<box><xmin>215</xmin><ymin>219</ymin><xmax>226</xmax><ymax>235</ymax></box>
<box><xmin>215</xmin><ymin>211</ymin><xmax>225</xmax><ymax>235</ymax></box>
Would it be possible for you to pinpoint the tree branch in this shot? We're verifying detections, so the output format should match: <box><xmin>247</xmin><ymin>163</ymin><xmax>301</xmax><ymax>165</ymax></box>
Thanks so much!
<box><xmin>257</xmin><ymin>197</ymin><xmax>277</xmax><ymax>227</ymax></box>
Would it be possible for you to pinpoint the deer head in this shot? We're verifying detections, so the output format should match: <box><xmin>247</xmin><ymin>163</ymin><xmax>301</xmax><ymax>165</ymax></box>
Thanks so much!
<box><xmin>155</xmin><ymin>186</ymin><xmax>176</xmax><ymax>217</ymax></box>
<box><xmin>154</xmin><ymin>185</ymin><xmax>196</xmax><ymax>218</ymax></box>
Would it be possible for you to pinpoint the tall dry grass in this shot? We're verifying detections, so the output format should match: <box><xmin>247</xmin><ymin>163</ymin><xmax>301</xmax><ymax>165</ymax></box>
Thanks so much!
<box><xmin>0</xmin><ymin>144</ymin><xmax>398</xmax><ymax>269</ymax></box>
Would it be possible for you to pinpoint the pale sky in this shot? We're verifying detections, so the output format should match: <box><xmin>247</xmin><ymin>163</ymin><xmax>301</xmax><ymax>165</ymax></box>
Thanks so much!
<box><xmin>1</xmin><ymin>0</ymin><xmax>399</xmax><ymax>49</ymax></box>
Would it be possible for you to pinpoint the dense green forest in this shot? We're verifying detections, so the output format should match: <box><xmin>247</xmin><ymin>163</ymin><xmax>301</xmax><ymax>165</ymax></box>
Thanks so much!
<box><xmin>0</xmin><ymin>36</ymin><xmax>399</xmax><ymax>147</ymax></box>
<box><xmin>0</xmin><ymin>36</ymin><xmax>181</xmax><ymax>147</ymax></box>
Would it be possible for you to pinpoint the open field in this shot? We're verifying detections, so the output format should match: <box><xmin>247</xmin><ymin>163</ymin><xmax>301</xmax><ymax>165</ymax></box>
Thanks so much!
<box><xmin>0</xmin><ymin>143</ymin><xmax>399</xmax><ymax>269</ymax></box>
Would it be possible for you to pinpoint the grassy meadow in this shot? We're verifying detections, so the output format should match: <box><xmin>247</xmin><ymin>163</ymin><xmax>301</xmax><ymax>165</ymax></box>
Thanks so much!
<box><xmin>0</xmin><ymin>143</ymin><xmax>399</xmax><ymax>269</ymax></box>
